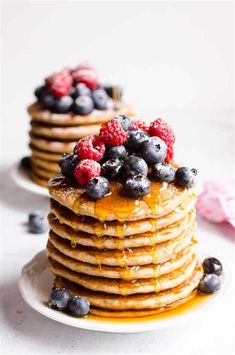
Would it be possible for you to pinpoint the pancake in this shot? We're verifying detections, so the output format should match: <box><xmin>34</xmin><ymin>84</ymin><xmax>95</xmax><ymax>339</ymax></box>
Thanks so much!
<box><xmin>30</xmin><ymin>144</ymin><xmax>62</xmax><ymax>162</ymax></box>
<box><xmin>30</xmin><ymin>134</ymin><xmax>77</xmax><ymax>154</ymax></box>
<box><xmin>48</xmin><ymin>229</ymin><xmax>194</xmax><ymax>267</ymax></box>
<box><xmin>53</xmin><ymin>264</ymin><xmax>203</xmax><ymax>311</ymax></box>
<box><xmin>28</xmin><ymin>102</ymin><xmax>134</xmax><ymax>126</ymax></box>
<box><xmin>50</xmin><ymin>196</ymin><xmax>196</xmax><ymax>238</ymax></box>
<box><xmin>31</xmin><ymin>163</ymin><xmax>55</xmax><ymax>180</ymax></box>
<box><xmin>29</xmin><ymin>170</ymin><xmax>49</xmax><ymax>187</ymax></box>
<box><xmin>48</xmin><ymin>210</ymin><xmax>196</xmax><ymax>249</ymax></box>
<box><xmin>31</xmin><ymin>157</ymin><xmax>59</xmax><ymax>173</ymax></box>
<box><xmin>48</xmin><ymin>254</ymin><xmax>197</xmax><ymax>295</ymax></box>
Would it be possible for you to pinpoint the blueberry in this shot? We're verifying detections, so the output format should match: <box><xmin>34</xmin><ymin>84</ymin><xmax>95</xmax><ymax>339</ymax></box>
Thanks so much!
<box><xmin>20</xmin><ymin>156</ymin><xmax>31</xmax><ymax>170</ymax></box>
<box><xmin>86</xmin><ymin>176</ymin><xmax>109</xmax><ymax>200</ymax></box>
<box><xmin>106</xmin><ymin>145</ymin><xmax>127</xmax><ymax>160</ymax></box>
<box><xmin>59</xmin><ymin>153</ymin><xmax>79</xmax><ymax>179</ymax></box>
<box><xmin>102</xmin><ymin>158</ymin><xmax>123</xmax><ymax>179</ymax></box>
<box><xmin>126</xmin><ymin>129</ymin><xmax>150</xmax><ymax>151</ymax></box>
<box><xmin>69</xmin><ymin>86</ymin><xmax>79</xmax><ymax>99</ymax></box>
<box><xmin>199</xmin><ymin>274</ymin><xmax>221</xmax><ymax>294</ymax></box>
<box><xmin>72</xmin><ymin>95</ymin><xmax>94</xmax><ymax>115</ymax></box>
<box><xmin>102</xmin><ymin>84</ymin><xmax>123</xmax><ymax>100</ymax></box>
<box><xmin>124</xmin><ymin>155</ymin><xmax>148</xmax><ymax>177</ymax></box>
<box><xmin>54</xmin><ymin>96</ymin><xmax>73</xmax><ymax>113</ymax></box>
<box><xmin>152</xmin><ymin>162</ymin><xmax>175</xmax><ymax>183</ymax></box>
<box><xmin>125</xmin><ymin>175</ymin><xmax>150</xmax><ymax>198</ymax></box>
<box><xmin>92</xmin><ymin>89</ymin><xmax>109</xmax><ymax>110</ymax></box>
<box><xmin>175</xmin><ymin>167</ymin><xmax>197</xmax><ymax>188</ymax></box>
<box><xmin>34</xmin><ymin>85</ymin><xmax>46</xmax><ymax>99</ymax></box>
<box><xmin>113</xmin><ymin>115</ymin><xmax>132</xmax><ymax>131</ymax></box>
<box><xmin>40</xmin><ymin>92</ymin><xmax>56</xmax><ymax>110</ymax></box>
<box><xmin>76</xmin><ymin>83</ymin><xmax>92</xmax><ymax>97</ymax></box>
<box><xmin>50</xmin><ymin>288</ymin><xmax>72</xmax><ymax>310</ymax></box>
<box><xmin>203</xmin><ymin>257</ymin><xmax>223</xmax><ymax>276</ymax></box>
<box><xmin>28</xmin><ymin>210</ymin><xmax>48</xmax><ymax>234</ymax></box>
<box><xmin>68</xmin><ymin>295</ymin><xmax>90</xmax><ymax>316</ymax></box>
<box><xmin>142</xmin><ymin>136</ymin><xmax>167</xmax><ymax>165</ymax></box>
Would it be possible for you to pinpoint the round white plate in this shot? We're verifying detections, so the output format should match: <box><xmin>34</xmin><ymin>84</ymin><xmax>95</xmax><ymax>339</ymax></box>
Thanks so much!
<box><xmin>19</xmin><ymin>250</ymin><xmax>226</xmax><ymax>333</ymax></box>
<box><xmin>10</xmin><ymin>162</ymin><xmax>49</xmax><ymax>197</ymax></box>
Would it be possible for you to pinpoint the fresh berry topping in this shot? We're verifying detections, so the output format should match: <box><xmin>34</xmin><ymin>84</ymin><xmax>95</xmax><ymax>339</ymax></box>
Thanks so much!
<box><xmin>74</xmin><ymin>62</ymin><xmax>96</xmax><ymax>72</ymax></box>
<box><xmin>105</xmin><ymin>145</ymin><xmax>127</xmax><ymax>160</ymax></box>
<box><xmin>203</xmin><ymin>258</ymin><xmax>223</xmax><ymax>276</ymax></box>
<box><xmin>113</xmin><ymin>115</ymin><xmax>132</xmax><ymax>131</ymax></box>
<box><xmin>34</xmin><ymin>85</ymin><xmax>46</xmax><ymax>99</ymax></box>
<box><xmin>99</xmin><ymin>119</ymin><xmax>128</xmax><ymax>146</ymax></box>
<box><xmin>124</xmin><ymin>155</ymin><xmax>148</xmax><ymax>177</ymax></box>
<box><xmin>68</xmin><ymin>295</ymin><xmax>90</xmax><ymax>316</ymax></box>
<box><xmin>40</xmin><ymin>92</ymin><xmax>56</xmax><ymax>110</ymax></box>
<box><xmin>126</xmin><ymin>129</ymin><xmax>150</xmax><ymax>151</ymax></box>
<box><xmin>131</xmin><ymin>119</ymin><xmax>149</xmax><ymax>133</ymax></box>
<box><xmin>199</xmin><ymin>274</ymin><xmax>221</xmax><ymax>294</ymax></box>
<box><xmin>86</xmin><ymin>176</ymin><xmax>109</xmax><ymax>200</ymax></box>
<box><xmin>54</xmin><ymin>96</ymin><xmax>73</xmax><ymax>113</ymax></box>
<box><xmin>152</xmin><ymin>162</ymin><xmax>176</xmax><ymax>183</ymax></box>
<box><xmin>165</xmin><ymin>145</ymin><xmax>174</xmax><ymax>162</ymax></box>
<box><xmin>142</xmin><ymin>136</ymin><xmax>167</xmax><ymax>165</ymax></box>
<box><xmin>46</xmin><ymin>72</ymin><xmax>73</xmax><ymax>97</ymax></box>
<box><xmin>50</xmin><ymin>288</ymin><xmax>72</xmax><ymax>310</ymax></box>
<box><xmin>74</xmin><ymin>159</ymin><xmax>101</xmax><ymax>186</ymax></box>
<box><xmin>102</xmin><ymin>158</ymin><xmax>123</xmax><ymax>179</ymax></box>
<box><xmin>20</xmin><ymin>156</ymin><xmax>31</xmax><ymax>170</ymax></box>
<box><xmin>149</xmin><ymin>118</ymin><xmax>175</xmax><ymax>160</ymax></box>
<box><xmin>125</xmin><ymin>175</ymin><xmax>150</xmax><ymax>198</ymax></box>
<box><xmin>28</xmin><ymin>210</ymin><xmax>48</xmax><ymax>234</ymax></box>
<box><xmin>73</xmin><ymin>69</ymin><xmax>98</xmax><ymax>90</ymax></box>
<box><xmin>76</xmin><ymin>83</ymin><xmax>92</xmax><ymax>97</ymax></box>
<box><xmin>102</xmin><ymin>84</ymin><xmax>123</xmax><ymax>100</ymax></box>
<box><xmin>76</xmin><ymin>135</ymin><xmax>105</xmax><ymax>162</ymax></box>
<box><xmin>72</xmin><ymin>95</ymin><xmax>94</xmax><ymax>115</ymax></box>
<box><xmin>59</xmin><ymin>153</ymin><xmax>79</xmax><ymax>179</ymax></box>
<box><xmin>92</xmin><ymin>89</ymin><xmax>109</xmax><ymax>110</ymax></box>
<box><xmin>175</xmin><ymin>167</ymin><xmax>197</xmax><ymax>188</ymax></box>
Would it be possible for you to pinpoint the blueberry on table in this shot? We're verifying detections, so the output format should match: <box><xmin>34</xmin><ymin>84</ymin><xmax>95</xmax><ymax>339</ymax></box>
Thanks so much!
<box><xmin>199</xmin><ymin>274</ymin><xmax>221</xmax><ymax>294</ymax></box>
<box><xmin>92</xmin><ymin>89</ymin><xmax>109</xmax><ymax>110</ymax></box>
<box><xmin>20</xmin><ymin>156</ymin><xmax>31</xmax><ymax>170</ymax></box>
<box><xmin>106</xmin><ymin>145</ymin><xmax>127</xmax><ymax>160</ymax></box>
<box><xmin>102</xmin><ymin>159</ymin><xmax>123</xmax><ymax>179</ymax></box>
<box><xmin>50</xmin><ymin>288</ymin><xmax>72</xmax><ymax>310</ymax></box>
<box><xmin>126</xmin><ymin>129</ymin><xmax>150</xmax><ymax>152</ymax></box>
<box><xmin>142</xmin><ymin>136</ymin><xmax>167</xmax><ymax>165</ymax></box>
<box><xmin>203</xmin><ymin>257</ymin><xmax>223</xmax><ymax>276</ymax></box>
<box><xmin>86</xmin><ymin>176</ymin><xmax>109</xmax><ymax>200</ymax></box>
<box><xmin>175</xmin><ymin>167</ymin><xmax>197</xmax><ymax>189</ymax></box>
<box><xmin>68</xmin><ymin>295</ymin><xmax>90</xmax><ymax>316</ymax></box>
<box><xmin>124</xmin><ymin>155</ymin><xmax>148</xmax><ymax>177</ymax></box>
<box><xmin>152</xmin><ymin>162</ymin><xmax>176</xmax><ymax>183</ymax></box>
<box><xmin>113</xmin><ymin>115</ymin><xmax>132</xmax><ymax>131</ymax></box>
<box><xmin>72</xmin><ymin>95</ymin><xmax>94</xmax><ymax>115</ymax></box>
<box><xmin>59</xmin><ymin>153</ymin><xmax>79</xmax><ymax>179</ymax></box>
<box><xmin>28</xmin><ymin>210</ymin><xmax>48</xmax><ymax>234</ymax></box>
<box><xmin>125</xmin><ymin>175</ymin><xmax>150</xmax><ymax>198</ymax></box>
<box><xmin>54</xmin><ymin>96</ymin><xmax>73</xmax><ymax>113</ymax></box>
<box><xmin>40</xmin><ymin>92</ymin><xmax>56</xmax><ymax>110</ymax></box>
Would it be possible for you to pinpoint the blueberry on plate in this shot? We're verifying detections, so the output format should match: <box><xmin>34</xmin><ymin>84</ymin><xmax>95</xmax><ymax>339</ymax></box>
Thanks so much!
<box><xmin>59</xmin><ymin>153</ymin><xmax>79</xmax><ymax>179</ymax></box>
<box><xmin>50</xmin><ymin>288</ymin><xmax>72</xmax><ymax>310</ymax></box>
<box><xmin>175</xmin><ymin>167</ymin><xmax>197</xmax><ymax>189</ymax></box>
<box><xmin>102</xmin><ymin>158</ymin><xmax>123</xmax><ymax>179</ymax></box>
<box><xmin>34</xmin><ymin>85</ymin><xmax>46</xmax><ymax>99</ymax></box>
<box><xmin>126</xmin><ymin>129</ymin><xmax>150</xmax><ymax>152</ymax></box>
<box><xmin>152</xmin><ymin>162</ymin><xmax>175</xmax><ymax>183</ymax></box>
<box><xmin>40</xmin><ymin>92</ymin><xmax>56</xmax><ymax>110</ymax></box>
<box><xmin>125</xmin><ymin>175</ymin><xmax>150</xmax><ymax>198</ymax></box>
<box><xmin>113</xmin><ymin>115</ymin><xmax>132</xmax><ymax>131</ymax></box>
<box><xmin>28</xmin><ymin>210</ymin><xmax>48</xmax><ymax>234</ymax></box>
<box><xmin>68</xmin><ymin>295</ymin><xmax>90</xmax><ymax>316</ymax></box>
<box><xmin>142</xmin><ymin>136</ymin><xmax>167</xmax><ymax>165</ymax></box>
<box><xmin>124</xmin><ymin>155</ymin><xmax>148</xmax><ymax>177</ymax></box>
<box><xmin>20</xmin><ymin>156</ymin><xmax>31</xmax><ymax>170</ymax></box>
<box><xmin>54</xmin><ymin>96</ymin><xmax>73</xmax><ymax>113</ymax></box>
<box><xmin>72</xmin><ymin>95</ymin><xmax>94</xmax><ymax>115</ymax></box>
<box><xmin>199</xmin><ymin>274</ymin><xmax>221</xmax><ymax>294</ymax></box>
<box><xmin>203</xmin><ymin>257</ymin><xmax>223</xmax><ymax>276</ymax></box>
<box><xmin>105</xmin><ymin>145</ymin><xmax>127</xmax><ymax>160</ymax></box>
<box><xmin>86</xmin><ymin>176</ymin><xmax>109</xmax><ymax>200</ymax></box>
<box><xmin>92</xmin><ymin>89</ymin><xmax>109</xmax><ymax>110</ymax></box>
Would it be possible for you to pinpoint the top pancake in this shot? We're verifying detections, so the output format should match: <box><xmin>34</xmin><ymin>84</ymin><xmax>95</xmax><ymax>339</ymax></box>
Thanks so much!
<box><xmin>28</xmin><ymin>102</ymin><xmax>134</xmax><ymax>126</ymax></box>
<box><xmin>48</xmin><ymin>174</ymin><xmax>193</xmax><ymax>222</ymax></box>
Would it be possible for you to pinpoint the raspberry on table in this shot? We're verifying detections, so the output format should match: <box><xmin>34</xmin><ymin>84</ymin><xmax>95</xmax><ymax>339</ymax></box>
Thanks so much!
<box><xmin>99</xmin><ymin>119</ymin><xmax>128</xmax><ymax>146</ymax></box>
<box><xmin>131</xmin><ymin>119</ymin><xmax>149</xmax><ymax>133</ymax></box>
<box><xmin>74</xmin><ymin>159</ymin><xmax>101</xmax><ymax>186</ymax></box>
<box><xmin>76</xmin><ymin>135</ymin><xmax>105</xmax><ymax>162</ymax></box>
<box><xmin>149</xmin><ymin>118</ymin><xmax>175</xmax><ymax>161</ymax></box>
<box><xmin>46</xmin><ymin>72</ymin><xmax>73</xmax><ymax>97</ymax></box>
<box><xmin>72</xmin><ymin>69</ymin><xmax>98</xmax><ymax>90</ymax></box>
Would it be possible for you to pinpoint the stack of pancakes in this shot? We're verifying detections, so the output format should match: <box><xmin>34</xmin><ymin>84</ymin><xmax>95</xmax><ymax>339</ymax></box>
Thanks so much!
<box><xmin>47</xmin><ymin>174</ymin><xmax>203</xmax><ymax>318</ymax></box>
<box><xmin>27</xmin><ymin>102</ymin><xmax>133</xmax><ymax>187</ymax></box>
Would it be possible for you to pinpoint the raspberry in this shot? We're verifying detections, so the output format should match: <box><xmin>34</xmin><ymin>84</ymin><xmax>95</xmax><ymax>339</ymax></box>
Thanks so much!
<box><xmin>131</xmin><ymin>119</ymin><xmax>149</xmax><ymax>133</ymax></box>
<box><xmin>46</xmin><ymin>72</ymin><xmax>73</xmax><ymax>97</ymax></box>
<box><xmin>149</xmin><ymin>118</ymin><xmax>175</xmax><ymax>161</ymax></box>
<box><xmin>74</xmin><ymin>159</ymin><xmax>101</xmax><ymax>186</ymax></box>
<box><xmin>76</xmin><ymin>135</ymin><xmax>105</xmax><ymax>162</ymax></box>
<box><xmin>99</xmin><ymin>119</ymin><xmax>128</xmax><ymax>146</ymax></box>
<box><xmin>73</xmin><ymin>62</ymin><xmax>96</xmax><ymax>72</ymax></box>
<box><xmin>72</xmin><ymin>69</ymin><xmax>98</xmax><ymax>90</ymax></box>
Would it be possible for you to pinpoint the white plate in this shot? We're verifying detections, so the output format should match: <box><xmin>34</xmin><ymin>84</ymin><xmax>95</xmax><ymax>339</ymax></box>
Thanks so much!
<box><xmin>10</xmin><ymin>162</ymin><xmax>49</xmax><ymax>197</ymax></box>
<box><xmin>19</xmin><ymin>250</ymin><xmax>226</xmax><ymax>333</ymax></box>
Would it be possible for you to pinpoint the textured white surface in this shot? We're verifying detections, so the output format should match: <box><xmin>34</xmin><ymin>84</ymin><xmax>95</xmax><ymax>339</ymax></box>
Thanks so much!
<box><xmin>1</xmin><ymin>1</ymin><xmax>234</xmax><ymax>354</ymax></box>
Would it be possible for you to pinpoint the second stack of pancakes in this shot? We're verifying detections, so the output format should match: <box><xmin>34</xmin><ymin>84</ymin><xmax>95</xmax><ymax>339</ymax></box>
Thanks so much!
<box><xmin>47</xmin><ymin>175</ymin><xmax>202</xmax><ymax>317</ymax></box>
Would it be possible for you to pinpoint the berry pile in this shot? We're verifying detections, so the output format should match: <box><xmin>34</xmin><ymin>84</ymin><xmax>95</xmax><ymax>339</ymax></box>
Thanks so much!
<box><xmin>58</xmin><ymin>115</ymin><xmax>198</xmax><ymax>200</ymax></box>
<box><xmin>199</xmin><ymin>257</ymin><xmax>223</xmax><ymax>293</ymax></box>
<box><xmin>34</xmin><ymin>62</ymin><xmax>123</xmax><ymax>115</ymax></box>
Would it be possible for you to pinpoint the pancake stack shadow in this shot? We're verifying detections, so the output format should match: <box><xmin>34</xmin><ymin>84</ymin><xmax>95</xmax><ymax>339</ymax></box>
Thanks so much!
<box><xmin>47</xmin><ymin>177</ymin><xmax>203</xmax><ymax>317</ymax></box>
